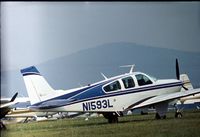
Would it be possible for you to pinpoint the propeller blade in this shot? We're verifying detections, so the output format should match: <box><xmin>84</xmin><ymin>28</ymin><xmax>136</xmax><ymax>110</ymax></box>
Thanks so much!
<box><xmin>176</xmin><ymin>59</ymin><xmax>180</xmax><ymax>80</ymax></box>
<box><xmin>10</xmin><ymin>92</ymin><xmax>18</xmax><ymax>102</ymax></box>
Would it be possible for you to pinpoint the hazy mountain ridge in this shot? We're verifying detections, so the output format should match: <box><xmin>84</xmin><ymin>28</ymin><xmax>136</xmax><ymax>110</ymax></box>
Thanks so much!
<box><xmin>2</xmin><ymin>42</ymin><xmax>200</xmax><ymax>97</ymax></box>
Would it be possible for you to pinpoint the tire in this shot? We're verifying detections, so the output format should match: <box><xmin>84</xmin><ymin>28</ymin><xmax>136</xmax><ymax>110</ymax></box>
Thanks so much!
<box><xmin>175</xmin><ymin>112</ymin><xmax>183</xmax><ymax>118</ymax></box>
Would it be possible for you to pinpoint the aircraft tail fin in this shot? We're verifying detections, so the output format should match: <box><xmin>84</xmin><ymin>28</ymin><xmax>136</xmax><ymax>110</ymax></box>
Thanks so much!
<box><xmin>20</xmin><ymin>66</ymin><xmax>54</xmax><ymax>105</ymax></box>
<box><xmin>180</xmin><ymin>74</ymin><xmax>193</xmax><ymax>90</ymax></box>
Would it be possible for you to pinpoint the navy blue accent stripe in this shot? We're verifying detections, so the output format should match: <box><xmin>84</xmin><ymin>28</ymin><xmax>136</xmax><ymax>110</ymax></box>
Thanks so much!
<box><xmin>117</xmin><ymin>82</ymin><xmax>182</xmax><ymax>94</ymax></box>
<box><xmin>22</xmin><ymin>72</ymin><xmax>41</xmax><ymax>76</ymax></box>
<box><xmin>21</xmin><ymin>66</ymin><xmax>40</xmax><ymax>75</ymax></box>
<box><xmin>125</xmin><ymin>96</ymin><xmax>156</xmax><ymax>111</ymax></box>
<box><xmin>31</xmin><ymin>82</ymin><xmax>182</xmax><ymax>109</ymax></box>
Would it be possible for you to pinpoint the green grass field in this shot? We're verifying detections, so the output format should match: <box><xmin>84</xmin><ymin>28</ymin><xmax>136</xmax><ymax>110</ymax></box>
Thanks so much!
<box><xmin>1</xmin><ymin>110</ymin><xmax>200</xmax><ymax>137</ymax></box>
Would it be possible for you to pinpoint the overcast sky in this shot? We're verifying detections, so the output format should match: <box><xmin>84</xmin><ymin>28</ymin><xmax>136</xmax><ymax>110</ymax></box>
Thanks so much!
<box><xmin>1</xmin><ymin>2</ymin><xmax>200</xmax><ymax>71</ymax></box>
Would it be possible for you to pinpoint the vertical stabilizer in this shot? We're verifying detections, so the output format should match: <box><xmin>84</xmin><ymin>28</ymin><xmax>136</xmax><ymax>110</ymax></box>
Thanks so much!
<box><xmin>21</xmin><ymin>66</ymin><xmax>54</xmax><ymax>105</ymax></box>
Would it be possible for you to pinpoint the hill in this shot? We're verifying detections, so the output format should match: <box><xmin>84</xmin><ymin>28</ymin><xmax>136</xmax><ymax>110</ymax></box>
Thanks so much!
<box><xmin>2</xmin><ymin>42</ymin><xmax>200</xmax><ymax>97</ymax></box>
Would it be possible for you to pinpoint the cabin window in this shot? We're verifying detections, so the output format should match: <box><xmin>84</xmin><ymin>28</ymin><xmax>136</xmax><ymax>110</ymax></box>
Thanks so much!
<box><xmin>135</xmin><ymin>74</ymin><xmax>153</xmax><ymax>86</ymax></box>
<box><xmin>122</xmin><ymin>76</ymin><xmax>135</xmax><ymax>89</ymax></box>
<box><xmin>104</xmin><ymin>81</ymin><xmax>121</xmax><ymax>92</ymax></box>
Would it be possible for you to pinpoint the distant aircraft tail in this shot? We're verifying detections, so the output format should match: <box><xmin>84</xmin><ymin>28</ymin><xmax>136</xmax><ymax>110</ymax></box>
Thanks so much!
<box><xmin>180</xmin><ymin>74</ymin><xmax>193</xmax><ymax>90</ymax></box>
<box><xmin>21</xmin><ymin>66</ymin><xmax>55</xmax><ymax>105</ymax></box>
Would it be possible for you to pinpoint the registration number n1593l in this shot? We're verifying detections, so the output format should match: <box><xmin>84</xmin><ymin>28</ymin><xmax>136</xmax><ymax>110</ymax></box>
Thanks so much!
<box><xmin>82</xmin><ymin>99</ymin><xmax>113</xmax><ymax>111</ymax></box>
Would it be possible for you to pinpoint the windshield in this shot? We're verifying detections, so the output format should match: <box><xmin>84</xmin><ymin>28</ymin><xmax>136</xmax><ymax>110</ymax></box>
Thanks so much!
<box><xmin>148</xmin><ymin>74</ymin><xmax>157</xmax><ymax>82</ymax></box>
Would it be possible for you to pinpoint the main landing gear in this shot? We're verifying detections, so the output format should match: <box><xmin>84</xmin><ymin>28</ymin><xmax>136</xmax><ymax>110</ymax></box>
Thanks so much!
<box><xmin>175</xmin><ymin>111</ymin><xmax>183</xmax><ymax>118</ymax></box>
<box><xmin>155</xmin><ymin>111</ymin><xmax>182</xmax><ymax>119</ymax></box>
<box><xmin>102</xmin><ymin>112</ymin><xmax>122</xmax><ymax>123</ymax></box>
<box><xmin>155</xmin><ymin>103</ymin><xmax>183</xmax><ymax>120</ymax></box>
<box><xmin>155</xmin><ymin>113</ymin><xmax>166</xmax><ymax>119</ymax></box>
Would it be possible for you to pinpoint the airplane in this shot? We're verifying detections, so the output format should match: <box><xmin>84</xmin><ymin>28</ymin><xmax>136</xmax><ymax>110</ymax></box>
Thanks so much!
<box><xmin>171</xmin><ymin>74</ymin><xmax>200</xmax><ymax>117</ymax></box>
<box><xmin>178</xmin><ymin>74</ymin><xmax>200</xmax><ymax>105</ymax></box>
<box><xmin>20</xmin><ymin>59</ymin><xmax>200</xmax><ymax>123</ymax></box>
<box><xmin>0</xmin><ymin>92</ymin><xmax>18</xmax><ymax>130</ymax></box>
<box><xmin>1</xmin><ymin>95</ymin><xmax>58</xmax><ymax>124</ymax></box>
<box><xmin>5</xmin><ymin>108</ymin><xmax>59</xmax><ymax>123</ymax></box>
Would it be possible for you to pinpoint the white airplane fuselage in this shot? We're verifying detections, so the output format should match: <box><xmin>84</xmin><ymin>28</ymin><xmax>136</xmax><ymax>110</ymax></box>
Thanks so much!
<box><xmin>28</xmin><ymin>72</ymin><xmax>182</xmax><ymax>113</ymax></box>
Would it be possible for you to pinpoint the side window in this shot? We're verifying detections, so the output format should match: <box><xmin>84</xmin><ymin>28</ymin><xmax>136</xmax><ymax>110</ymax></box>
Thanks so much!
<box><xmin>122</xmin><ymin>76</ymin><xmax>135</xmax><ymax>89</ymax></box>
<box><xmin>104</xmin><ymin>81</ymin><xmax>121</xmax><ymax>92</ymax></box>
<box><xmin>136</xmin><ymin>74</ymin><xmax>153</xmax><ymax>86</ymax></box>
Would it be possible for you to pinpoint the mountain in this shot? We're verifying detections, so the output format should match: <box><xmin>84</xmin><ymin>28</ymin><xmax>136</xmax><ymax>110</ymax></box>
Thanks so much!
<box><xmin>2</xmin><ymin>42</ymin><xmax>200</xmax><ymax>97</ymax></box>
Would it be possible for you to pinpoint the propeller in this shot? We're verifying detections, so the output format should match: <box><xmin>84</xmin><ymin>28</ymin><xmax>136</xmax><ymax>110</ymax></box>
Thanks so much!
<box><xmin>176</xmin><ymin>59</ymin><xmax>180</xmax><ymax>80</ymax></box>
<box><xmin>175</xmin><ymin>59</ymin><xmax>188</xmax><ymax>90</ymax></box>
<box><xmin>10</xmin><ymin>92</ymin><xmax>18</xmax><ymax>102</ymax></box>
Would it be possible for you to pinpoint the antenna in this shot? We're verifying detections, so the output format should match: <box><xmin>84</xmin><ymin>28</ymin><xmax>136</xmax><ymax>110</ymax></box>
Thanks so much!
<box><xmin>120</xmin><ymin>64</ymin><xmax>135</xmax><ymax>73</ymax></box>
<box><xmin>101</xmin><ymin>72</ymin><xmax>108</xmax><ymax>80</ymax></box>
<box><xmin>78</xmin><ymin>83</ymin><xmax>83</xmax><ymax>87</ymax></box>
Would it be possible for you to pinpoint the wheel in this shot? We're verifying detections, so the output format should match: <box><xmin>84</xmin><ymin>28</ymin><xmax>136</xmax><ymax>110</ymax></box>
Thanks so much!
<box><xmin>155</xmin><ymin>113</ymin><xmax>161</xmax><ymax>119</ymax></box>
<box><xmin>0</xmin><ymin>121</ymin><xmax>6</xmax><ymax>130</ymax></box>
<box><xmin>162</xmin><ymin>115</ymin><xmax>166</xmax><ymax>119</ymax></box>
<box><xmin>108</xmin><ymin>115</ymin><xmax>118</xmax><ymax>123</ymax></box>
<box><xmin>155</xmin><ymin>113</ymin><xmax>166</xmax><ymax>119</ymax></box>
<box><xmin>175</xmin><ymin>112</ymin><xmax>183</xmax><ymax>118</ymax></box>
<box><xmin>103</xmin><ymin>112</ymin><xmax>119</xmax><ymax>123</ymax></box>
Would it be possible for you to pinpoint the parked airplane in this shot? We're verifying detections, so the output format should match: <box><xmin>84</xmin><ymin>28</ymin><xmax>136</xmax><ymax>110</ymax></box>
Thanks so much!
<box><xmin>20</xmin><ymin>59</ymin><xmax>200</xmax><ymax>123</ymax></box>
<box><xmin>5</xmin><ymin>108</ymin><xmax>58</xmax><ymax>123</ymax></box>
<box><xmin>0</xmin><ymin>92</ymin><xmax>18</xmax><ymax>129</ymax></box>
<box><xmin>178</xmin><ymin>74</ymin><xmax>200</xmax><ymax>104</ymax></box>
<box><xmin>1</xmin><ymin>95</ymin><xmax>58</xmax><ymax>124</ymax></box>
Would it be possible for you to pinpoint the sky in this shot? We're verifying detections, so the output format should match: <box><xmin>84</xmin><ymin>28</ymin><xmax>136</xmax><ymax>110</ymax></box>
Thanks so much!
<box><xmin>1</xmin><ymin>2</ymin><xmax>200</xmax><ymax>71</ymax></box>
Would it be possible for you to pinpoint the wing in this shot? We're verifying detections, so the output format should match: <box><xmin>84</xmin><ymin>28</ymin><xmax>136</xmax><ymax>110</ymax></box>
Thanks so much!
<box><xmin>6</xmin><ymin>110</ymin><xmax>37</xmax><ymax>118</ymax></box>
<box><xmin>127</xmin><ymin>88</ymin><xmax>200</xmax><ymax>110</ymax></box>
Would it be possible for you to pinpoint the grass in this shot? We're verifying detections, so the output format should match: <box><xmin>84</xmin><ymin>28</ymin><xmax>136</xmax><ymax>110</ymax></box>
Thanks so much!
<box><xmin>1</xmin><ymin>110</ymin><xmax>200</xmax><ymax>137</ymax></box>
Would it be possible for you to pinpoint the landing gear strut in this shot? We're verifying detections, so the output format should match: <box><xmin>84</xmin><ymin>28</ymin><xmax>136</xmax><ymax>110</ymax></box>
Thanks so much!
<box><xmin>0</xmin><ymin>121</ymin><xmax>6</xmax><ymax>130</ymax></box>
<box><xmin>102</xmin><ymin>112</ymin><xmax>119</xmax><ymax>123</ymax></box>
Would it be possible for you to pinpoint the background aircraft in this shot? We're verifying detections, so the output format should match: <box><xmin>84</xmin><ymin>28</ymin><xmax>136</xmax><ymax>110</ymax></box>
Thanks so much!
<box><xmin>0</xmin><ymin>92</ymin><xmax>18</xmax><ymax>130</ymax></box>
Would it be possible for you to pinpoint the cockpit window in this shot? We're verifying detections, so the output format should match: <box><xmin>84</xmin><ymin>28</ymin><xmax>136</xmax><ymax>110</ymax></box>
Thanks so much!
<box><xmin>149</xmin><ymin>75</ymin><xmax>157</xmax><ymax>82</ymax></box>
<box><xmin>104</xmin><ymin>81</ymin><xmax>121</xmax><ymax>92</ymax></box>
<box><xmin>135</xmin><ymin>74</ymin><xmax>153</xmax><ymax>86</ymax></box>
<box><xmin>122</xmin><ymin>76</ymin><xmax>135</xmax><ymax>89</ymax></box>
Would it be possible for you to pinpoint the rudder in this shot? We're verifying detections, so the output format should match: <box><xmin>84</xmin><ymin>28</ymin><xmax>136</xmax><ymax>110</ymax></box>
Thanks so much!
<box><xmin>21</xmin><ymin>66</ymin><xmax>54</xmax><ymax>105</ymax></box>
